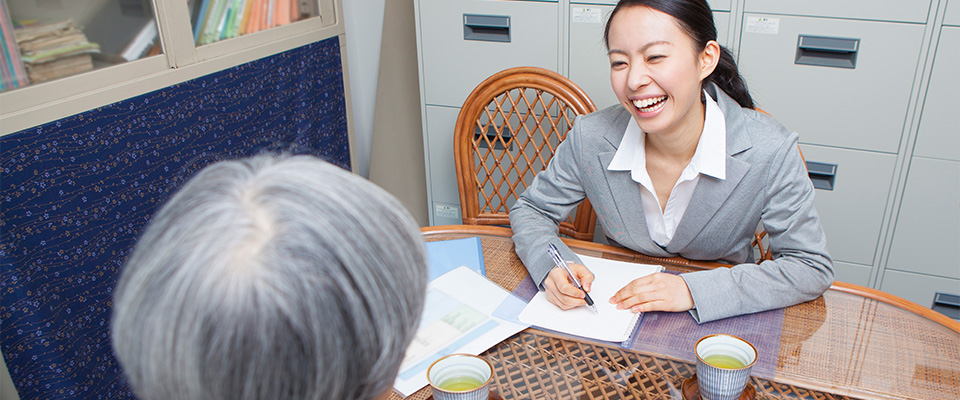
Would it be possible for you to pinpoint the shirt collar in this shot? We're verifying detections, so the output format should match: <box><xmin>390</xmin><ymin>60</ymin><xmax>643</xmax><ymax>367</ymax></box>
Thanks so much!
<box><xmin>607</xmin><ymin>90</ymin><xmax>727</xmax><ymax>180</ymax></box>
<box><xmin>693</xmin><ymin>91</ymin><xmax>726</xmax><ymax>180</ymax></box>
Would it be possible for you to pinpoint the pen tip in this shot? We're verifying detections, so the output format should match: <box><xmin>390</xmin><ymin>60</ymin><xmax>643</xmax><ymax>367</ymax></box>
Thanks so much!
<box><xmin>590</xmin><ymin>304</ymin><xmax>599</xmax><ymax>314</ymax></box>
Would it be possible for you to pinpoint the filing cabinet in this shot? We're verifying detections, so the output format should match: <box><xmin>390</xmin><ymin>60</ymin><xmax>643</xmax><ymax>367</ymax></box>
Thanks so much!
<box><xmin>738</xmin><ymin>14</ymin><xmax>925</xmax><ymax>153</ymax></box>
<box><xmin>414</xmin><ymin>0</ymin><xmax>956</xmax><ymax>308</ymax></box>
<box><xmin>568</xmin><ymin>4</ymin><xmax>617</xmax><ymax>110</ymax></box>
<box><xmin>743</xmin><ymin>0</ymin><xmax>933</xmax><ymax>23</ymax></box>
<box><xmin>733</xmin><ymin>0</ymin><xmax>955</xmax><ymax>309</ymax></box>
<box><xmin>883</xmin><ymin>21</ymin><xmax>960</xmax><ymax>304</ymax></box>
<box><xmin>423</xmin><ymin>105</ymin><xmax>465</xmax><ymax>225</ymax></box>
<box><xmin>798</xmin><ymin>144</ymin><xmax>897</xmax><ymax>266</ymax></box>
<box><xmin>879</xmin><ymin>0</ymin><xmax>960</xmax><ymax>319</ymax></box>
<box><xmin>881</xmin><ymin>270</ymin><xmax>960</xmax><ymax>316</ymax></box>
<box><xmin>418</xmin><ymin>0</ymin><xmax>560</xmax><ymax>108</ymax></box>
<box><xmin>833</xmin><ymin>261</ymin><xmax>872</xmax><ymax>287</ymax></box>
<box><xmin>886</xmin><ymin>157</ymin><xmax>960</xmax><ymax>280</ymax></box>
<box><xmin>948</xmin><ymin>0</ymin><xmax>960</xmax><ymax>25</ymax></box>
<box><xmin>913</xmin><ymin>27</ymin><xmax>960</xmax><ymax>161</ymax></box>
<box><xmin>416</xmin><ymin>0</ymin><xmax>560</xmax><ymax>225</ymax></box>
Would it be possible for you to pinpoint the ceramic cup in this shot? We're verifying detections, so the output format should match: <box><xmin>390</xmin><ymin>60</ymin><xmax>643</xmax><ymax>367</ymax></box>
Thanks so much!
<box><xmin>695</xmin><ymin>334</ymin><xmax>757</xmax><ymax>400</ymax></box>
<box><xmin>426</xmin><ymin>353</ymin><xmax>493</xmax><ymax>400</ymax></box>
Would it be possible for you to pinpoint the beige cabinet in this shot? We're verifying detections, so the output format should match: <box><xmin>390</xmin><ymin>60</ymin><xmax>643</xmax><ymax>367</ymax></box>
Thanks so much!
<box><xmin>1</xmin><ymin>0</ymin><xmax>344</xmax><ymax>137</ymax></box>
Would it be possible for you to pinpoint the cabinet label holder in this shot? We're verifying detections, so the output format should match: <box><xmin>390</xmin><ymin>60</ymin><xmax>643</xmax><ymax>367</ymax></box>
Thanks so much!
<box><xmin>463</xmin><ymin>14</ymin><xmax>511</xmax><ymax>43</ymax></box>
<box><xmin>795</xmin><ymin>35</ymin><xmax>860</xmax><ymax>69</ymax></box>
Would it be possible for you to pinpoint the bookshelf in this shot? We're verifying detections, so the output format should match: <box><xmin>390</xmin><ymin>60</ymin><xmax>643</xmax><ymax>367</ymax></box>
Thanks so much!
<box><xmin>0</xmin><ymin>0</ymin><xmax>342</xmax><ymax>135</ymax></box>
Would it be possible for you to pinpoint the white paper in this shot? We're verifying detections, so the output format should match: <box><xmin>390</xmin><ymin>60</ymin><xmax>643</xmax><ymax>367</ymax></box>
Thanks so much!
<box><xmin>572</xmin><ymin>7</ymin><xmax>602</xmax><ymax>24</ymax></box>
<box><xmin>517</xmin><ymin>255</ymin><xmax>663</xmax><ymax>342</ymax></box>
<box><xmin>744</xmin><ymin>16</ymin><xmax>780</xmax><ymax>35</ymax></box>
<box><xmin>393</xmin><ymin>266</ymin><xmax>529</xmax><ymax>397</ymax></box>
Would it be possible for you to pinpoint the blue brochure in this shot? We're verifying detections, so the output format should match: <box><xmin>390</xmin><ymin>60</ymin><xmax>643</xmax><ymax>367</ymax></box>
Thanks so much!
<box><xmin>425</xmin><ymin>237</ymin><xmax>485</xmax><ymax>280</ymax></box>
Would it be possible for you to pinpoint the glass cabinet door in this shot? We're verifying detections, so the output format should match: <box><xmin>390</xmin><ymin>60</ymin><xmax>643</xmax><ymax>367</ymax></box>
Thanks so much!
<box><xmin>1</xmin><ymin>0</ymin><xmax>165</xmax><ymax>91</ymax></box>
<box><xmin>191</xmin><ymin>0</ymin><xmax>319</xmax><ymax>46</ymax></box>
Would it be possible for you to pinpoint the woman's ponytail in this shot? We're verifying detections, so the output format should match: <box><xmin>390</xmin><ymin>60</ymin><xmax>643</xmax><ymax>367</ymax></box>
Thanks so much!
<box><xmin>707</xmin><ymin>46</ymin><xmax>754</xmax><ymax>109</ymax></box>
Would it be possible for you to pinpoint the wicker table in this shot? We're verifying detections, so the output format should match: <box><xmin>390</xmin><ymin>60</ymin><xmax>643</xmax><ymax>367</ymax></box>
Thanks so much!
<box><xmin>391</xmin><ymin>225</ymin><xmax>960</xmax><ymax>400</ymax></box>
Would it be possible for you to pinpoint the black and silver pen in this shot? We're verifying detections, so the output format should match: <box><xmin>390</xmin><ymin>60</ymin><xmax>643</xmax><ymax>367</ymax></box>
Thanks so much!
<box><xmin>547</xmin><ymin>243</ymin><xmax>598</xmax><ymax>313</ymax></box>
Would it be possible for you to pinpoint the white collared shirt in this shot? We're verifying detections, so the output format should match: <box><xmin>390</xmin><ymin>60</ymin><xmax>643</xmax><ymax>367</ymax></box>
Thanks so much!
<box><xmin>607</xmin><ymin>91</ymin><xmax>726</xmax><ymax>246</ymax></box>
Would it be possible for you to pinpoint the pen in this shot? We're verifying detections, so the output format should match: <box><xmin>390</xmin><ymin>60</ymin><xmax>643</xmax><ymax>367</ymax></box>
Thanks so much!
<box><xmin>547</xmin><ymin>243</ymin><xmax>598</xmax><ymax>313</ymax></box>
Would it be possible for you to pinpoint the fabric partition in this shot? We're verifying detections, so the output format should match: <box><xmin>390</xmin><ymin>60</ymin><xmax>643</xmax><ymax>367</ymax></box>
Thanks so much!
<box><xmin>0</xmin><ymin>37</ymin><xmax>349</xmax><ymax>400</ymax></box>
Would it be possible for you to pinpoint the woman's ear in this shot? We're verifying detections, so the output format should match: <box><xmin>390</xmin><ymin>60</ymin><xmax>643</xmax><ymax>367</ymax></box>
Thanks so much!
<box><xmin>699</xmin><ymin>40</ymin><xmax>721</xmax><ymax>80</ymax></box>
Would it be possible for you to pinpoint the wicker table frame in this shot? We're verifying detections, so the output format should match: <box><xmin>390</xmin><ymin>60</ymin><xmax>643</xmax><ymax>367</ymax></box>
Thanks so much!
<box><xmin>391</xmin><ymin>226</ymin><xmax>960</xmax><ymax>400</ymax></box>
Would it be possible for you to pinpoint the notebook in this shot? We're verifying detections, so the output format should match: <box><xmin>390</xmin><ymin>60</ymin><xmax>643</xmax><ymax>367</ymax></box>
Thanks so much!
<box><xmin>517</xmin><ymin>254</ymin><xmax>663</xmax><ymax>342</ymax></box>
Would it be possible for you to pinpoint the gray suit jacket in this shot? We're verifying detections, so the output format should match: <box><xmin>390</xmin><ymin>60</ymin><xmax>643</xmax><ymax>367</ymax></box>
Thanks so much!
<box><xmin>509</xmin><ymin>84</ymin><xmax>834</xmax><ymax>323</ymax></box>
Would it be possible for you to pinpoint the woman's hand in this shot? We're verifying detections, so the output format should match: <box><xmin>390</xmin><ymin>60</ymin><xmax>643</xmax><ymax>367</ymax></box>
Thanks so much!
<box><xmin>609</xmin><ymin>273</ymin><xmax>694</xmax><ymax>313</ymax></box>
<box><xmin>543</xmin><ymin>263</ymin><xmax>594</xmax><ymax>310</ymax></box>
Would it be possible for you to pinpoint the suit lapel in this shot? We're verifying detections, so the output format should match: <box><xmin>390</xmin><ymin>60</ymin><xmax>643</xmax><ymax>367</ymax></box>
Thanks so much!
<box><xmin>667</xmin><ymin>84</ymin><xmax>754</xmax><ymax>252</ymax></box>
<box><xmin>666</xmin><ymin>156</ymin><xmax>750</xmax><ymax>252</ymax></box>
<box><xmin>598</xmin><ymin>110</ymin><xmax>675</xmax><ymax>257</ymax></box>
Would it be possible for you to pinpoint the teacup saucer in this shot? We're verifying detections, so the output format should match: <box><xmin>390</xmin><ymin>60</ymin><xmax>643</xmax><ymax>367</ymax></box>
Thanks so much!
<box><xmin>681</xmin><ymin>374</ymin><xmax>756</xmax><ymax>400</ymax></box>
<box><xmin>426</xmin><ymin>391</ymin><xmax>503</xmax><ymax>400</ymax></box>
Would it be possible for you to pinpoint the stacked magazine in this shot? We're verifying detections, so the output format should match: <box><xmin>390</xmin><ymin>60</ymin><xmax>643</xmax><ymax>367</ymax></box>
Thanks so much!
<box><xmin>14</xmin><ymin>19</ymin><xmax>100</xmax><ymax>84</ymax></box>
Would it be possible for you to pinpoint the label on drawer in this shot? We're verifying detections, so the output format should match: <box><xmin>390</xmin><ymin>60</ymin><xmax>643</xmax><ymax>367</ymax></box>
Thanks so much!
<box><xmin>745</xmin><ymin>16</ymin><xmax>780</xmax><ymax>34</ymax></box>
<box><xmin>572</xmin><ymin>7</ymin><xmax>602</xmax><ymax>24</ymax></box>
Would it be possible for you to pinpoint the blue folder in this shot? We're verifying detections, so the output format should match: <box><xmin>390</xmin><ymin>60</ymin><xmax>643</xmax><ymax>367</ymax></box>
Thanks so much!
<box><xmin>425</xmin><ymin>237</ymin><xmax>485</xmax><ymax>280</ymax></box>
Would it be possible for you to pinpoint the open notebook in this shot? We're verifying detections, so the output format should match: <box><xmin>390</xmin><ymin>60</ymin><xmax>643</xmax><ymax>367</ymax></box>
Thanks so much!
<box><xmin>517</xmin><ymin>254</ymin><xmax>663</xmax><ymax>342</ymax></box>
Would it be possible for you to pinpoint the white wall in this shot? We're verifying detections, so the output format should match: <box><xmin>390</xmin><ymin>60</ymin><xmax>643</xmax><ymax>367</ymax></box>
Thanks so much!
<box><xmin>342</xmin><ymin>0</ymin><xmax>386</xmax><ymax>177</ymax></box>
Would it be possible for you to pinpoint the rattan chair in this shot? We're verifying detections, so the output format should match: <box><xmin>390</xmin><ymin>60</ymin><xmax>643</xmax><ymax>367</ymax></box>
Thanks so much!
<box><xmin>453</xmin><ymin>67</ymin><xmax>598</xmax><ymax>241</ymax></box>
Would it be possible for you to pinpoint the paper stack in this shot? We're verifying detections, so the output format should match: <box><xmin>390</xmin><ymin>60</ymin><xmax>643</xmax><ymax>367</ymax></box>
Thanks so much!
<box><xmin>14</xmin><ymin>19</ymin><xmax>100</xmax><ymax>84</ymax></box>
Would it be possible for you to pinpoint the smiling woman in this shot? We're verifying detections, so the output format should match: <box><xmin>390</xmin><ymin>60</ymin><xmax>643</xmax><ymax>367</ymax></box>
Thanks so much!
<box><xmin>509</xmin><ymin>0</ymin><xmax>834</xmax><ymax>323</ymax></box>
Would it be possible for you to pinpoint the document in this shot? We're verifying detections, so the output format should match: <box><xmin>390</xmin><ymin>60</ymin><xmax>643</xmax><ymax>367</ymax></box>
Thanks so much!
<box><xmin>393</xmin><ymin>266</ymin><xmax>528</xmax><ymax>397</ymax></box>
<box><xmin>517</xmin><ymin>254</ymin><xmax>663</xmax><ymax>342</ymax></box>
<box><xmin>425</xmin><ymin>237</ymin><xmax>485</xmax><ymax>280</ymax></box>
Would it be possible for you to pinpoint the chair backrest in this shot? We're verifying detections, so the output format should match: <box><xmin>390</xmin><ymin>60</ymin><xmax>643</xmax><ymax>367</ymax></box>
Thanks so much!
<box><xmin>454</xmin><ymin>67</ymin><xmax>598</xmax><ymax>241</ymax></box>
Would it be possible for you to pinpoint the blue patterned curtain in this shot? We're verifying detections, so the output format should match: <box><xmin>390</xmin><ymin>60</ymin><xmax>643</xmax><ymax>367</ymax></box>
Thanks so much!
<box><xmin>0</xmin><ymin>37</ymin><xmax>349</xmax><ymax>400</ymax></box>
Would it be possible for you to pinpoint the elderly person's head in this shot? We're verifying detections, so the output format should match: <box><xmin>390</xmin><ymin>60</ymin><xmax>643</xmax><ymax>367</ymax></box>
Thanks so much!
<box><xmin>110</xmin><ymin>154</ymin><xmax>427</xmax><ymax>400</ymax></box>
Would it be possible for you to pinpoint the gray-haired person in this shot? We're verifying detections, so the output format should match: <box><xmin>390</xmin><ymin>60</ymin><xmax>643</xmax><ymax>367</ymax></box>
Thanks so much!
<box><xmin>110</xmin><ymin>154</ymin><xmax>427</xmax><ymax>400</ymax></box>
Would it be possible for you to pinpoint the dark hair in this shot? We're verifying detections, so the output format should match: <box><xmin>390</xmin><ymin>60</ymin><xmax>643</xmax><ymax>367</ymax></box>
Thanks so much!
<box><xmin>603</xmin><ymin>0</ymin><xmax>754</xmax><ymax>109</ymax></box>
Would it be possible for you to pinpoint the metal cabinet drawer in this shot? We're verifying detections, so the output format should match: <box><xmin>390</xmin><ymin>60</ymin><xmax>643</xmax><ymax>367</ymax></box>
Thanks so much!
<box><xmin>739</xmin><ymin>15</ymin><xmax>925</xmax><ymax>153</ymax></box>
<box><xmin>799</xmin><ymin>145</ymin><xmax>896</xmax><ymax>266</ymax></box>
<box><xmin>834</xmin><ymin>260</ymin><xmax>872</xmax><ymax>287</ymax></box>
<box><xmin>418</xmin><ymin>0</ymin><xmax>559</xmax><ymax>108</ymax></box>
<box><xmin>569</xmin><ymin>4</ymin><xmax>617</xmax><ymax>110</ymax></box>
<box><xmin>880</xmin><ymin>270</ymin><xmax>960</xmax><ymax>318</ymax></box>
<box><xmin>887</xmin><ymin>157</ymin><xmax>960</xmax><ymax>279</ymax></box>
<box><xmin>568</xmin><ymin>5</ymin><xmax>731</xmax><ymax>111</ymax></box>
<box><xmin>572</xmin><ymin>0</ymin><xmax>731</xmax><ymax>11</ymax></box>
<box><xmin>425</xmin><ymin>105</ymin><xmax>464</xmax><ymax>225</ymax></box>
<box><xmin>743</xmin><ymin>0</ymin><xmax>932</xmax><ymax>23</ymax></box>
<box><xmin>915</xmin><ymin>27</ymin><xmax>960</xmax><ymax>161</ymax></box>
<box><xmin>945</xmin><ymin>0</ymin><xmax>960</xmax><ymax>26</ymax></box>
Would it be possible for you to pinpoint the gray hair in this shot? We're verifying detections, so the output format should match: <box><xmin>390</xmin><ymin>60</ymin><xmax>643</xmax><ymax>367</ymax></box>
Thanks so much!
<box><xmin>110</xmin><ymin>154</ymin><xmax>427</xmax><ymax>400</ymax></box>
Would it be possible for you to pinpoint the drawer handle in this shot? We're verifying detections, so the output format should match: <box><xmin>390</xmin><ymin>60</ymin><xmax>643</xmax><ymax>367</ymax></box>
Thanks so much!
<box><xmin>795</xmin><ymin>35</ymin><xmax>860</xmax><ymax>69</ymax></box>
<box><xmin>932</xmin><ymin>292</ymin><xmax>960</xmax><ymax>319</ymax></box>
<box><xmin>463</xmin><ymin>14</ymin><xmax>511</xmax><ymax>43</ymax></box>
<box><xmin>474</xmin><ymin>125</ymin><xmax>513</xmax><ymax>150</ymax></box>
<box><xmin>805</xmin><ymin>161</ymin><xmax>837</xmax><ymax>191</ymax></box>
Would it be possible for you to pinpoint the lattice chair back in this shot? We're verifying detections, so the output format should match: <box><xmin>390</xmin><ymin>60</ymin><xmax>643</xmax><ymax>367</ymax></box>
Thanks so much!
<box><xmin>454</xmin><ymin>67</ymin><xmax>598</xmax><ymax>241</ymax></box>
